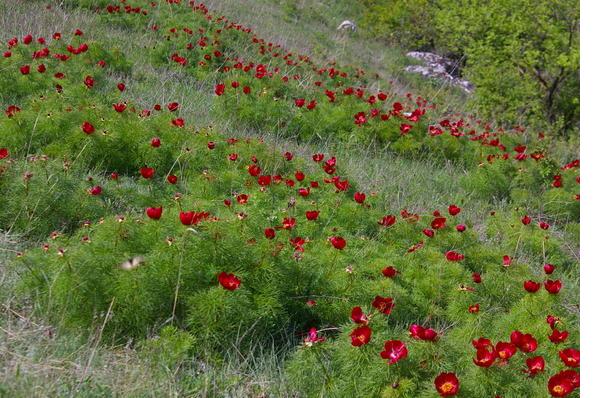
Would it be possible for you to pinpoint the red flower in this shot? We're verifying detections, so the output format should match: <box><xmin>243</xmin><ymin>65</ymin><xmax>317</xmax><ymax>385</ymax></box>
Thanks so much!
<box><xmin>243</xmin><ymin>86</ymin><xmax>251</xmax><ymax>94</ymax></box>
<box><xmin>380</xmin><ymin>340</ymin><xmax>408</xmax><ymax>364</ymax></box>
<box><xmin>524</xmin><ymin>280</ymin><xmax>541</xmax><ymax>293</ymax></box>
<box><xmin>472</xmin><ymin>337</ymin><xmax>493</xmax><ymax>350</ymax></box>
<box><xmin>150</xmin><ymin>137</ymin><xmax>161</xmax><ymax>147</ymax></box>
<box><xmin>549</xmin><ymin>329</ymin><xmax>569</xmax><ymax>344</ymax></box>
<box><xmin>140</xmin><ymin>166</ymin><xmax>155</xmax><ymax>179</ymax></box>
<box><xmin>145</xmin><ymin>206</ymin><xmax>163</xmax><ymax>220</ymax></box>
<box><xmin>283</xmin><ymin>151</ymin><xmax>294</xmax><ymax>161</ymax></box>
<box><xmin>350</xmin><ymin>306</ymin><xmax>368</xmax><ymax>324</ymax></box>
<box><xmin>409</xmin><ymin>324</ymin><xmax>438</xmax><ymax>341</ymax></box>
<box><xmin>353</xmin><ymin>192</ymin><xmax>366</xmax><ymax>204</ymax></box>
<box><xmin>117</xmin><ymin>82</ymin><xmax>126</xmax><ymax>92</ymax></box>
<box><xmin>282</xmin><ymin>217</ymin><xmax>296</xmax><ymax>230</ymax></box>
<box><xmin>372</xmin><ymin>295</ymin><xmax>394</xmax><ymax>315</ymax></box>
<box><xmin>456</xmin><ymin>224</ymin><xmax>466</xmax><ymax>232</ymax></box>
<box><xmin>305</xmin><ymin>210</ymin><xmax>319</xmax><ymax>220</ymax></box>
<box><xmin>167</xmin><ymin>174</ymin><xmax>178</xmax><ymax>184</ymax></box>
<box><xmin>303</xmin><ymin>327</ymin><xmax>325</xmax><ymax>346</ymax></box>
<box><xmin>20</xmin><ymin>65</ymin><xmax>30</xmax><ymax>75</ymax></box>
<box><xmin>445</xmin><ymin>251</ymin><xmax>464</xmax><ymax>262</ymax></box>
<box><xmin>514</xmin><ymin>333</ymin><xmax>538</xmax><ymax>353</ymax></box>
<box><xmin>179</xmin><ymin>211</ymin><xmax>209</xmax><ymax>225</ymax></box>
<box><xmin>548</xmin><ymin>371</ymin><xmax>576</xmax><ymax>397</ymax></box>
<box><xmin>214</xmin><ymin>83</ymin><xmax>225</xmax><ymax>96</ymax></box>
<box><xmin>381</xmin><ymin>266</ymin><xmax>398</xmax><ymax>278</ymax></box>
<box><xmin>544</xmin><ymin>280</ymin><xmax>562</xmax><ymax>294</ymax></box>
<box><xmin>113</xmin><ymin>103</ymin><xmax>127</xmax><ymax>113</ymax></box>
<box><xmin>218</xmin><ymin>272</ymin><xmax>241</xmax><ymax>291</ymax></box>
<box><xmin>448</xmin><ymin>204</ymin><xmax>461</xmax><ymax>216</ymax></box>
<box><xmin>294</xmin><ymin>98</ymin><xmax>305</xmax><ymax>107</ymax></box>
<box><xmin>522</xmin><ymin>215</ymin><xmax>532</xmax><ymax>225</ymax></box>
<box><xmin>525</xmin><ymin>356</ymin><xmax>545</xmax><ymax>376</ymax></box>
<box><xmin>473</xmin><ymin>347</ymin><xmax>496</xmax><ymax>367</ymax></box>
<box><xmin>329</xmin><ymin>236</ymin><xmax>346</xmax><ymax>250</ymax></box>
<box><xmin>431</xmin><ymin>217</ymin><xmax>446</xmax><ymax>229</ymax></box>
<box><xmin>544</xmin><ymin>263</ymin><xmax>556</xmax><ymax>274</ymax></box>
<box><xmin>495</xmin><ymin>341</ymin><xmax>517</xmax><ymax>361</ymax></box>
<box><xmin>539</xmin><ymin>221</ymin><xmax>550</xmax><ymax>230</ymax></box>
<box><xmin>434</xmin><ymin>372</ymin><xmax>459</xmax><ymax>397</ymax></box>
<box><xmin>89</xmin><ymin>185</ymin><xmax>102</xmax><ymax>196</ymax></box>
<box><xmin>472</xmin><ymin>272</ymin><xmax>482</xmax><ymax>283</ymax></box>
<box><xmin>0</xmin><ymin>148</ymin><xmax>8</xmax><ymax>159</ymax></box>
<box><xmin>313</xmin><ymin>153</ymin><xmax>324</xmax><ymax>162</ymax></box>
<box><xmin>258</xmin><ymin>175</ymin><xmax>272</xmax><ymax>186</ymax></box>
<box><xmin>264</xmin><ymin>228</ymin><xmax>276</xmax><ymax>239</ymax></box>
<box><xmin>350</xmin><ymin>325</ymin><xmax>372</xmax><ymax>347</ymax></box>
<box><xmin>423</xmin><ymin>229</ymin><xmax>434</xmax><ymax>238</ymax></box>
<box><xmin>559</xmin><ymin>348</ymin><xmax>580</xmax><ymax>367</ymax></box>
<box><xmin>502</xmin><ymin>255</ymin><xmax>512</xmax><ymax>267</ymax></box>
<box><xmin>171</xmin><ymin>118</ymin><xmax>185</xmax><ymax>127</ymax></box>
<box><xmin>378</xmin><ymin>215</ymin><xmax>396</xmax><ymax>227</ymax></box>
<box><xmin>81</xmin><ymin>121</ymin><xmax>95</xmax><ymax>134</ymax></box>
<box><xmin>354</xmin><ymin>112</ymin><xmax>367</xmax><ymax>125</ymax></box>
<box><xmin>167</xmin><ymin>102</ymin><xmax>179</xmax><ymax>112</ymax></box>
<box><xmin>468</xmin><ymin>304</ymin><xmax>480</xmax><ymax>313</ymax></box>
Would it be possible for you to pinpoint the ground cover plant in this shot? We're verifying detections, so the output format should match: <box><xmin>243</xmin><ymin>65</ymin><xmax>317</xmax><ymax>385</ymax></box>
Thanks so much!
<box><xmin>0</xmin><ymin>1</ymin><xmax>579</xmax><ymax>397</ymax></box>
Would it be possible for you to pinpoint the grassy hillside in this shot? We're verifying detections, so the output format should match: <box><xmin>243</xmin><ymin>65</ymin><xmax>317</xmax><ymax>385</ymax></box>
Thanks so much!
<box><xmin>0</xmin><ymin>1</ymin><xmax>579</xmax><ymax>397</ymax></box>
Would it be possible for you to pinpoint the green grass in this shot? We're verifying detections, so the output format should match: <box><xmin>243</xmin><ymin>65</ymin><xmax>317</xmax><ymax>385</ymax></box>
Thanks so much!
<box><xmin>0</xmin><ymin>1</ymin><xmax>579</xmax><ymax>397</ymax></box>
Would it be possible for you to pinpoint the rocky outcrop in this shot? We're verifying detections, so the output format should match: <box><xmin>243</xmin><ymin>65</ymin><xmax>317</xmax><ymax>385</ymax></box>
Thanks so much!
<box><xmin>405</xmin><ymin>51</ymin><xmax>474</xmax><ymax>93</ymax></box>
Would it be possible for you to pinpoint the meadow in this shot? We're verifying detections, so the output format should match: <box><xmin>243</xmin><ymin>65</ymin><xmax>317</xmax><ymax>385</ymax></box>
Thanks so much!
<box><xmin>0</xmin><ymin>1</ymin><xmax>579</xmax><ymax>397</ymax></box>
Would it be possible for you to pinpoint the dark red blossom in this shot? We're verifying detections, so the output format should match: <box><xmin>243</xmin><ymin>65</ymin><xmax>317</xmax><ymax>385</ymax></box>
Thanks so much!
<box><xmin>434</xmin><ymin>373</ymin><xmax>459</xmax><ymax>397</ymax></box>
<box><xmin>350</xmin><ymin>325</ymin><xmax>371</xmax><ymax>347</ymax></box>
<box><xmin>380</xmin><ymin>340</ymin><xmax>408</xmax><ymax>364</ymax></box>
<box><xmin>218</xmin><ymin>272</ymin><xmax>240</xmax><ymax>290</ymax></box>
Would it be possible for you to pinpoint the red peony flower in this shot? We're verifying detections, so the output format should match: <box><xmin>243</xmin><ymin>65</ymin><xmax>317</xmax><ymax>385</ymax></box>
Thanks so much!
<box><xmin>409</xmin><ymin>324</ymin><xmax>438</xmax><ymax>341</ymax></box>
<box><xmin>218</xmin><ymin>272</ymin><xmax>240</xmax><ymax>291</ymax></box>
<box><xmin>329</xmin><ymin>236</ymin><xmax>346</xmax><ymax>250</ymax></box>
<box><xmin>350</xmin><ymin>306</ymin><xmax>368</xmax><ymax>324</ymax></box>
<box><xmin>544</xmin><ymin>263</ymin><xmax>556</xmax><ymax>274</ymax></box>
<box><xmin>378</xmin><ymin>215</ymin><xmax>396</xmax><ymax>227</ymax></box>
<box><xmin>549</xmin><ymin>329</ymin><xmax>569</xmax><ymax>344</ymax></box>
<box><xmin>113</xmin><ymin>103</ymin><xmax>127</xmax><ymax>113</ymax></box>
<box><xmin>146</xmin><ymin>206</ymin><xmax>163</xmax><ymax>220</ymax></box>
<box><xmin>524</xmin><ymin>280</ymin><xmax>541</xmax><ymax>293</ymax></box>
<box><xmin>473</xmin><ymin>347</ymin><xmax>496</xmax><ymax>367</ymax></box>
<box><xmin>495</xmin><ymin>341</ymin><xmax>517</xmax><ymax>361</ymax></box>
<box><xmin>282</xmin><ymin>217</ymin><xmax>296</xmax><ymax>230</ymax></box>
<box><xmin>559</xmin><ymin>348</ymin><xmax>580</xmax><ymax>367</ymax></box>
<box><xmin>167</xmin><ymin>174</ymin><xmax>178</xmax><ymax>184</ymax></box>
<box><xmin>372</xmin><ymin>295</ymin><xmax>394</xmax><ymax>315</ymax></box>
<box><xmin>472</xmin><ymin>272</ymin><xmax>482</xmax><ymax>283</ymax></box>
<box><xmin>381</xmin><ymin>266</ymin><xmax>398</xmax><ymax>278</ymax></box>
<box><xmin>350</xmin><ymin>325</ymin><xmax>372</xmax><ymax>347</ymax></box>
<box><xmin>468</xmin><ymin>304</ymin><xmax>480</xmax><ymax>313</ymax></box>
<box><xmin>525</xmin><ymin>356</ymin><xmax>545</xmax><ymax>376</ymax></box>
<box><xmin>89</xmin><ymin>185</ymin><xmax>102</xmax><ymax>196</ymax></box>
<box><xmin>264</xmin><ymin>228</ymin><xmax>276</xmax><ymax>239</ymax></box>
<box><xmin>522</xmin><ymin>215</ymin><xmax>532</xmax><ymax>225</ymax></box>
<box><xmin>431</xmin><ymin>217</ymin><xmax>446</xmax><ymax>229</ymax></box>
<box><xmin>434</xmin><ymin>372</ymin><xmax>459</xmax><ymax>397</ymax></box>
<box><xmin>214</xmin><ymin>83</ymin><xmax>225</xmax><ymax>96</ymax></box>
<box><xmin>353</xmin><ymin>192</ymin><xmax>366</xmax><ymax>204</ymax></box>
<box><xmin>548</xmin><ymin>371</ymin><xmax>576</xmax><ymax>397</ymax></box>
<box><xmin>150</xmin><ymin>137</ymin><xmax>161</xmax><ymax>147</ymax></box>
<box><xmin>0</xmin><ymin>148</ymin><xmax>8</xmax><ymax>159</ymax></box>
<box><xmin>456</xmin><ymin>224</ymin><xmax>466</xmax><ymax>232</ymax></box>
<box><xmin>81</xmin><ymin>121</ymin><xmax>95</xmax><ymax>134</ymax></box>
<box><xmin>545</xmin><ymin>280</ymin><xmax>562</xmax><ymax>294</ymax></box>
<box><xmin>380</xmin><ymin>340</ymin><xmax>408</xmax><ymax>364</ymax></box>
<box><xmin>502</xmin><ymin>255</ymin><xmax>512</xmax><ymax>267</ymax></box>
<box><xmin>305</xmin><ymin>210</ymin><xmax>319</xmax><ymax>220</ymax></box>
<box><xmin>303</xmin><ymin>327</ymin><xmax>325</xmax><ymax>346</ymax></box>
<box><xmin>448</xmin><ymin>204</ymin><xmax>461</xmax><ymax>216</ymax></box>
<box><xmin>140</xmin><ymin>166</ymin><xmax>155</xmax><ymax>179</ymax></box>
<box><xmin>423</xmin><ymin>228</ymin><xmax>434</xmax><ymax>238</ymax></box>
<box><xmin>445</xmin><ymin>250</ymin><xmax>464</xmax><ymax>262</ymax></box>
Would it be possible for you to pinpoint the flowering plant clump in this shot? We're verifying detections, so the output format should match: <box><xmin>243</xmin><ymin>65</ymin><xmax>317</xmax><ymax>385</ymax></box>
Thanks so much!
<box><xmin>0</xmin><ymin>2</ymin><xmax>579</xmax><ymax>397</ymax></box>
